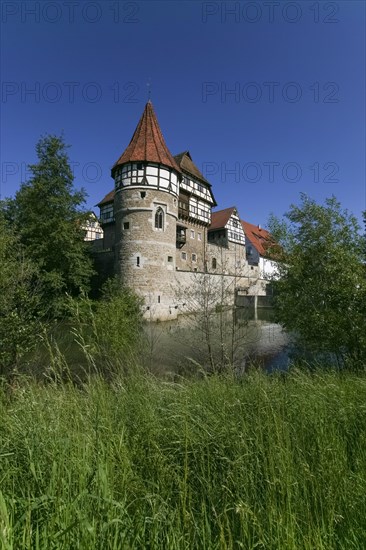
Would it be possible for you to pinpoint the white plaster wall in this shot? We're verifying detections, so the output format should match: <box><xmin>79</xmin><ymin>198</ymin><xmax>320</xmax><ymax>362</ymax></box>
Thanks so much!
<box><xmin>259</xmin><ymin>257</ymin><xmax>279</xmax><ymax>280</ymax></box>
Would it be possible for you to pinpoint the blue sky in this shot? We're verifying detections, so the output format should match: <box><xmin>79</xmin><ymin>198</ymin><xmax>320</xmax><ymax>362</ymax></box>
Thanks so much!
<box><xmin>1</xmin><ymin>0</ymin><xmax>365</xmax><ymax>227</ymax></box>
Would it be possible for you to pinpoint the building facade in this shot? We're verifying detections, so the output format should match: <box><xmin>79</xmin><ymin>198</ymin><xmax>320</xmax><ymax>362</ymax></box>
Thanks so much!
<box><xmin>94</xmin><ymin>101</ymin><xmax>276</xmax><ymax>320</ymax></box>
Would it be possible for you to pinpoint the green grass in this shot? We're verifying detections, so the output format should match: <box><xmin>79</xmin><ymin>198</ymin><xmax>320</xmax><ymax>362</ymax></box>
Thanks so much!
<box><xmin>1</xmin><ymin>369</ymin><xmax>366</xmax><ymax>549</ymax></box>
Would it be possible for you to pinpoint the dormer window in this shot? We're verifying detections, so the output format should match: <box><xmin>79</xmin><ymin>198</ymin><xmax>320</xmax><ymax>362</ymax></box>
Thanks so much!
<box><xmin>155</xmin><ymin>207</ymin><xmax>164</xmax><ymax>230</ymax></box>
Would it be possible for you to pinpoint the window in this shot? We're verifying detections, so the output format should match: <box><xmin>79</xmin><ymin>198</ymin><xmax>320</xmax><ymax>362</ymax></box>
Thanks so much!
<box><xmin>158</xmin><ymin>295</ymin><xmax>161</xmax><ymax>303</ymax></box>
<box><xmin>181</xmin><ymin>252</ymin><xmax>187</xmax><ymax>260</ymax></box>
<box><xmin>192</xmin><ymin>253</ymin><xmax>197</xmax><ymax>262</ymax></box>
<box><xmin>168</xmin><ymin>256</ymin><xmax>173</xmax><ymax>263</ymax></box>
<box><xmin>155</xmin><ymin>207</ymin><xmax>164</xmax><ymax>230</ymax></box>
<box><xmin>198</xmin><ymin>232</ymin><xmax>202</xmax><ymax>241</ymax></box>
<box><xmin>123</xmin><ymin>222</ymin><xmax>130</xmax><ymax>230</ymax></box>
<box><xmin>212</xmin><ymin>258</ymin><xmax>217</xmax><ymax>269</ymax></box>
<box><xmin>140</xmin><ymin>191</ymin><xmax>146</xmax><ymax>198</ymax></box>
<box><xmin>100</xmin><ymin>203</ymin><xmax>114</xmax><ymax>223</ymax></box>
<box><xmin>115</xmin><ymin>168</ymin><xmax>122</xmax><ymax>188</ymax></box>
<box><xmin>178</xmin><ymin>198</ymin><xmax>189</xmax><ymax>216</ymax></box>
<box><xmin>198</xmin><ymin>208</ymin><xmax>209</xmax><ymax>220</ymax></box>
<box><xmin>136</xmin><ymin>256</ymin><xmax>140</xmax><ymax>267</ymax></box>
<box><xmin>190</xmin><ymin>230</ymin><xmax>195</xmax><ymax>239</ymax></box>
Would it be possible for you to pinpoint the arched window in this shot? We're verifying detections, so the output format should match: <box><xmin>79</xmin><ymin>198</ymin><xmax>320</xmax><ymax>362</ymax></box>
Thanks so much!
<box><xmin>155</xmin><ymin>207</ymin><xmax>164</xmax><ymax>230</ymax></box>
<box><xmin>212</xmin><ymin>258</ymin><xmax>217</xmax><ymax>269</ymax></box>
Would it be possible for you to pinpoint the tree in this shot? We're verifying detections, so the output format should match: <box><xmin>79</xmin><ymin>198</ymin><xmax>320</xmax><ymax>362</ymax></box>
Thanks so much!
<box><xmin>363</xmin><ymin>210</ymin><xmax>366</xmax><ymax>260</ymax></box>
<box><xmin>174</xmin><ymin>264</ymin><xmax>251</xmax><ymax>374</ymax></box>
<box><xmin>268</xmin><ymin>194</ymin><xmax>366</xmax><ymax>366</ymax></box>
<box><xmin>4</xmin><ymin>135</ymin><xmax>94</xmax><ymax>316</ymax></box>
<box><xmin>0</xmin><ymin>213</ymin><xmax>43</xmax><ymax>373</ymax></box>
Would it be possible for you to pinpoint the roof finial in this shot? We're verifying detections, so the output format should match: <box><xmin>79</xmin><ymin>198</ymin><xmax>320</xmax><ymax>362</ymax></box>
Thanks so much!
<box><xmin>146</xmin><ymin>77</ymin><xmax>152</xmax><ymax>101</ymax></box>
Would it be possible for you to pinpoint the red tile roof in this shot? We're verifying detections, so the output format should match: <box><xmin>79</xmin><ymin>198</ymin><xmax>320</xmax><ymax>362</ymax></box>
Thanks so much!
<box><xmin>209</xmin><ymin>207</ymin><xmax>236</xmax><ymax>230</ymax></box>
<box><xmin>112</xmin><ymin>101</ymin><xmax>181</xmax><ymax>174</ymax></box>
<box><xmin>174</xmin><ymin>151</ymin><xmax>217</xmax><ymax>206</ymax></box>
<box><xmin>174</xmin><ymin>151</ymin><xmax>210</xmax><ymax>185</ymax></box>
<box><xmin>97</xmin><ymin>190</ymin><xmax>115</xmax><ymax>206</ymax></box>
<box><xmin>209</xmin><ymin>207</ymin><xmax>278</xmax><ymax>259</ymax></box>
<box><xmin>241</xmin><ymin>220</ymin><xmax>275</xmax><ymax>258</ymax></box>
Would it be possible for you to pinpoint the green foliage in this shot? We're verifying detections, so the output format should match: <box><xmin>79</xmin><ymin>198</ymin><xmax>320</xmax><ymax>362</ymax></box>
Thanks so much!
<box><xmin>66</xmin><ymin>279</ymin><xmax>143</xmax><ymax>375</ymax></box>
<box><xmin>3</xmin><ymin>135</ymin><xmax>94</xmax><ymax>316</ymax></box>
<box><xmin>0</xmin><ymin>214</ymin><xmax>43</xmax><ymax>373</ymax></box>
<box><xmin>268</xmin><ymin>195</ymin><xmax>366</xmax><ymax>365</ymax></box>
<box><xmin>1</xmin><ymin>370</ymin><xmax>366</xmax><ymax>548</ymax></box>
<box><xmin>363</xmin><ymin>210</ymin><xmax>366</xmax><ymax>260</ymax></box>
<box><xmin>93</xmin><ymin>280</ymin><xmax>143</xmax><ymax>368</ymax></box>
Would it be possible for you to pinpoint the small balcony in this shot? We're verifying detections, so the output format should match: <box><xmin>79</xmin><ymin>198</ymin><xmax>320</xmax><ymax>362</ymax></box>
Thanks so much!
<box><xmin>176</xmin><ymin>228</ymin><xmax>186</xmax><ymax>248</ymax></box>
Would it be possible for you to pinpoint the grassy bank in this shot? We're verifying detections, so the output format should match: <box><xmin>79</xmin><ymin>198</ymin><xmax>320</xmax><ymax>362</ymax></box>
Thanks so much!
<box><xmin>1</xmin><ymin>369</ymin><xmax>366</xmax><ymax>549</ymax></box>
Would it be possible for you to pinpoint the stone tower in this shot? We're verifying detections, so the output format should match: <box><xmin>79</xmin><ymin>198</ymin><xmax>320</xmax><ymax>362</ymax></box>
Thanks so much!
<box><xmin>112</xmin><ymin>101</ymin><xmax>182</xmax><ymax>320</ymax></box>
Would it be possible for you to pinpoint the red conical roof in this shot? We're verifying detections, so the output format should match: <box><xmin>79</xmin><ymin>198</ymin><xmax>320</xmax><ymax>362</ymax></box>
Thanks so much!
<box><xmin>112</xmin><ymin>101</ymin><xmax>181</xmax><ymax>174</ymax></box>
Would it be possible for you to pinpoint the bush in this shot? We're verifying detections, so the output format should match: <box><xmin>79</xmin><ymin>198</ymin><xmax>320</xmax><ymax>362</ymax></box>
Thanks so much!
<box><xmin>67</xmin><ymin>279</ymin><xmax>143</xmax><ymax>377</ymax></box>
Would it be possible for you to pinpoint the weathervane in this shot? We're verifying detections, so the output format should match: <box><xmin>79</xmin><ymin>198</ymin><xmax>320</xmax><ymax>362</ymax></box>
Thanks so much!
<box><xmin>146</xmin><ymin>77</ymin><xmax>152</xmax><ymax>100</ymax></box>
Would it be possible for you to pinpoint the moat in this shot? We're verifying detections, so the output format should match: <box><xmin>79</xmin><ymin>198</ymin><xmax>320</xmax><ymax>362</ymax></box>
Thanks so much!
<box><xmin>142</xmin><ymin>308</ymin><xmax>289</xmax><ymax>376</ymax></box>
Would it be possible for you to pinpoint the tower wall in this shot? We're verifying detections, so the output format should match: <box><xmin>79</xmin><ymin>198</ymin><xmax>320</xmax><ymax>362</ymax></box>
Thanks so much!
<box><xmin>114</xmin><ymin>164</ymin><xmax>180</xmax><ymax>320</ymax></box>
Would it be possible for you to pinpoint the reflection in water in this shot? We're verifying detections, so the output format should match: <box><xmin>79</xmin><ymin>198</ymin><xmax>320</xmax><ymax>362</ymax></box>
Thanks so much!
<box><xmin>142</xmin><ymin>308</ymin><xmax>289</xmax><ymax>376</ymax></box>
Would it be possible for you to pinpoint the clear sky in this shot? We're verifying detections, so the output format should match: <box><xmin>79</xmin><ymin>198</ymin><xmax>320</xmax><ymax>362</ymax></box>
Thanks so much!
<box><xmin>1</xmin><ymin>0</ymin><xmax>365</xmax><ymax>227</ymax></box>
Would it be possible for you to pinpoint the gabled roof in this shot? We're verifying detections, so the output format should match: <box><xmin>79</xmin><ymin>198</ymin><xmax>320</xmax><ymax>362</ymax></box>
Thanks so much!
<box><xmin>112</xmin><ymin>101</ymin><xmax>181</xmax><ymax>174</ymax></box>
<box><xmin>209</xmin><ymin>207</ymin><xmax>237</xmax><ymax>231</ymax></box>
<box><xmin>241</xmin><ymin>220</ymin><xmax>275</xmax><ymax>257</ymax></box>
<box><xmin>174</xmin><ymin>151</ymin><xmax>217</xmax><ymax>206</ymax></box>
<box><xmin>174</xmin><ymin>151</ymin><xmax>211</xmax><ymax>185</ymax></box>
<box><xmin>97</xmin><ymin>190</ymin><xmax>115</xmax><ymax>206</ymax></box>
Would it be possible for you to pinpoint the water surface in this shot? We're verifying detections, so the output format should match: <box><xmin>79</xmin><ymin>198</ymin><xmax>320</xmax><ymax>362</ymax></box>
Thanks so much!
<box><xmin>142</xmin><ymin>308</ymin><xmax>289</xmax><ymax>375</ymax></box>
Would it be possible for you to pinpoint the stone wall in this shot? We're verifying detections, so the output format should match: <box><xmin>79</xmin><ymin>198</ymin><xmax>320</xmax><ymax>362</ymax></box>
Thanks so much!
<box><xmin>114</xmin><ymin>186</ymin><xmax>179</xmax><ymax>317</ymax></box>
<box><xmin>93</xmin><ymin>241</ymin><xmax>270</xmax><ymax>321</ymax></box>
<box><xmin>102</xmin><ymin>222</ymin><xmax>115</xmax><ymax>250</ymax></box>
<box><xmin>139</xmin><ymin>269</ymin><xmax>265</xmax><ymax>321</ymax></box>
<box><xmin>206</xmin><ymin>241</ymin><xmax>247</xmax><ymax>275</ymax></box>
<box><xmin>175</xmin><ymin>221</ymin><xmax>207</xmax><ymax>272</ymax></box>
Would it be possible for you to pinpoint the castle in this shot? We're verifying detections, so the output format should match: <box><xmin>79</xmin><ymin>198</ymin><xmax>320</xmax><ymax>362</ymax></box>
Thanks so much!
<box><xmin>93</xmin><ymin>101</ymin><xmax>276</xmax><ymax>320</ymax></box>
